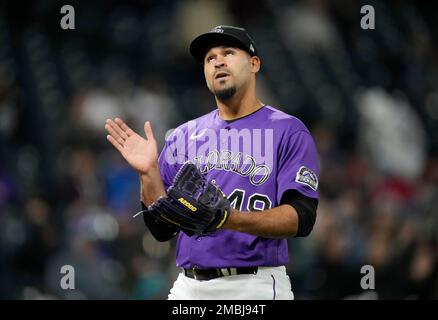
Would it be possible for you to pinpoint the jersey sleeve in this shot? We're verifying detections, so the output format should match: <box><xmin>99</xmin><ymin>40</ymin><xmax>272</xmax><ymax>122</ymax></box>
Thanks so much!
<box><xmin>277</xmin><ymin>130</ymin><xmax>319</xmax><ymax>203</ymax></box>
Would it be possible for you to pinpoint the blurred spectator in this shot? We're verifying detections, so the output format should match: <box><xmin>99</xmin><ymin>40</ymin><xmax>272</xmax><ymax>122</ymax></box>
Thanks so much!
<box><xmin>279</xmin><ymin>0</ymin><xmax>340</xmax><ymax>53</ymax></box>
<box><xmin>174</xmin><ymin>0</ymin><xmax>235</xmax><ymax>54</ymax></box>
<box><xmin>357</xmin><ymin>88</ymin><xmax>426</xmax><ymax>180</ymax></box>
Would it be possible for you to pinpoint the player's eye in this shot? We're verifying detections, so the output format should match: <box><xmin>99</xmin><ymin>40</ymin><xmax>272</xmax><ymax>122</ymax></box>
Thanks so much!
<box><xmin>225</xmin><ymin>50</ymin><xmax>234</xmax><ymax>56</ymax></box>
<box><xmin>206</xmin><ymin>56</ymin><xmax>215</xmax><ymax>63</ymax></box>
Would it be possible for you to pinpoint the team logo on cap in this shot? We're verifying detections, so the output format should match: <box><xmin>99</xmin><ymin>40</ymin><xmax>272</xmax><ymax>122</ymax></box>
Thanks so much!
<box><xmin>211</xmin><ymin>26</ymin><xmax>224</xmax><ymax>33</ymax></box>
<box><xmin>295</xmin><ymin>166</ymin><xmax>318</xmax><ymax>191</ymax></box>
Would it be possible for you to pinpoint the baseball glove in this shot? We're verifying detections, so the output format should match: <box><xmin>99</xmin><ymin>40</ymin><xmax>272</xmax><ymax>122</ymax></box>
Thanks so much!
<box><xmin>146</xmin><ymin>162</ymin><xmax>231</xmax><ymax>236</ymax></box>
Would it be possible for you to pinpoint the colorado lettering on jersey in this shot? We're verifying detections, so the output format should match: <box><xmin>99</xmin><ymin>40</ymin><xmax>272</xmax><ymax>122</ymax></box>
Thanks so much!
<box><xmin>193</xmin><ymin>150</ymin><xmax>271</xmax><ymax>186</ymax></box>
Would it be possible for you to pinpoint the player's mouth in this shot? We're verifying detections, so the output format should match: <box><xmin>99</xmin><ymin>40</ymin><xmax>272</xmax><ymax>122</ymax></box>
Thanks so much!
<box><xmin>215</xmin><ymin>72</ymin><xmax>230</xmax><ymax>80</ymax></box>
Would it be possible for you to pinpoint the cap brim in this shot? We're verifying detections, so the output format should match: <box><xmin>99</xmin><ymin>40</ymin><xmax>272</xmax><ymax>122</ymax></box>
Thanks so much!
<box><xmin>189</xmin><ymin>33</ymin><xmax>251</xmax><ymax>63</ymax></box>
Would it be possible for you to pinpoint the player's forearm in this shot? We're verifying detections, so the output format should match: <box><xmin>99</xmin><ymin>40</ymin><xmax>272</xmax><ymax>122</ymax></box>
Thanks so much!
<box><xmin>223</xmin><ymin>205</ymin><xmax>299</xmax><ymax>238</ymax></box>
<box><xmin>139</xmin><ymin>164</ymin><xmax>166</xmax><ymax>206</ymax></box>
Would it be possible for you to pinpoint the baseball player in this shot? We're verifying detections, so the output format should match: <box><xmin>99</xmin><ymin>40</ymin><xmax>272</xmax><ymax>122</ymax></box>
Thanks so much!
<box><xmin>105</xmin><ymin>25</ymin><xmax>319</xmax><ymax>300</ymax></box>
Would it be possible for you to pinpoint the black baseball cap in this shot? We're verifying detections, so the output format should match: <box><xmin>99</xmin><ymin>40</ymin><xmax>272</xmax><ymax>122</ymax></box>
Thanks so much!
<box><xmin>189</xmin><ymin>25</ymin><xmax>258</xmax><ymax>63</ymax></box>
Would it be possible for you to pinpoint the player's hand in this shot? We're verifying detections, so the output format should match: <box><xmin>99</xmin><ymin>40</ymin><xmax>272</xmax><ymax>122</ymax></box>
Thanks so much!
<box><xmin>105</xmin><ymin>118</ymin><xmax>158</xmax><ymax>174</ymax></box>
<box><xmin>146</xmin><ymin>162</ymin><xmax>231</xmax><ymax>236</ymax></box>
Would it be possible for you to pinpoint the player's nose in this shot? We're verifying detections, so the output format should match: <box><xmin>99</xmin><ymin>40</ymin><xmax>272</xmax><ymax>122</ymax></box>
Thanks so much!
<box><xmin>214</xmin><ymin>56</ymin><xmax>226</xmax><ymax>68</ymax></box>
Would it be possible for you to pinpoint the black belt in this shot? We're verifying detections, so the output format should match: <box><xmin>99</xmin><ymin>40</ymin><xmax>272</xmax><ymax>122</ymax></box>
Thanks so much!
<box><xmin>183</xmin><ymin>267</ymin><xmax>258</xmax><ymax>281</ymax></box>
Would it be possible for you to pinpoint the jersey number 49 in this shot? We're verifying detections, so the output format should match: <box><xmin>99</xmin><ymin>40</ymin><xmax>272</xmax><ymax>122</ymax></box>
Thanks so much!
<box><xmin>228</xmin><ymin>189</ymin><xmax>272</xmax><ymax>212</ymax></box>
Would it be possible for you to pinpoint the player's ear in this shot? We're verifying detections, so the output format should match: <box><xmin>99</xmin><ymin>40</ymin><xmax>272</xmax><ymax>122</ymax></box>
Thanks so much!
<box><xmin>250</xmin><ymin>56</ymin><xmax>261</xmax><ymax>73</ymax></box>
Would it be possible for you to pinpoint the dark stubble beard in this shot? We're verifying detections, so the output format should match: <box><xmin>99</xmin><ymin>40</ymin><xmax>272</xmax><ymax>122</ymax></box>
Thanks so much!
<box><xmin>214</xmin><ymin>85</ymin><xmax>237</xmax><ymax>101</ymax></box>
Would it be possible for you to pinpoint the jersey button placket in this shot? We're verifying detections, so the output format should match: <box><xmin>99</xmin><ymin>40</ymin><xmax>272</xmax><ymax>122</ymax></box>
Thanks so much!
<box><xmin>221</xmin><ymin>126</ymin><xmax>229</xmax><ymax>149</ymax></box>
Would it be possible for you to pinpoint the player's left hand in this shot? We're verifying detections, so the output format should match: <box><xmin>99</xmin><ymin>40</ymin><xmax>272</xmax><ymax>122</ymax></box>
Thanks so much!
<box><xmin>105</xmin><ymin>118</ymin><xmax>158</xmax><ymax>175</ymax></box>
<box><xmin>144</xmin><ymin>162</ymin><xmax>231</xmax><ymax>236</ymax></box>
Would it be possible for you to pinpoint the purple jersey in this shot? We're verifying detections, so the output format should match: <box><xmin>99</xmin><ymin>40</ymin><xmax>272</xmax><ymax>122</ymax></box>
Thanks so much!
<box><xmin>158</xmin><ymin>105</ymin><xmax>319</xmax><ymax>268</ymax></box>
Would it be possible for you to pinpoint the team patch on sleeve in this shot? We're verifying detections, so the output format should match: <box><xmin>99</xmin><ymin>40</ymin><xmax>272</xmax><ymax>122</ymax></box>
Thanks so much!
<box><xmin>295</xmin><ymin>166</ymin><xmax>318</xmax><ymax>191</ymax></box>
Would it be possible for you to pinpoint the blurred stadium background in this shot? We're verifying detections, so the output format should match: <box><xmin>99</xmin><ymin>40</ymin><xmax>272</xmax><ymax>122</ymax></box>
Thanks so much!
<box><xmin>0</xmin><ymin>0</ymin><xmax>437</xmax><ymax>299</ymax></box>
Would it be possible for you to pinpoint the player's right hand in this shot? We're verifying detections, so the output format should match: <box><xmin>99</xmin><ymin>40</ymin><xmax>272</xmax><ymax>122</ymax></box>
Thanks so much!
<box><xmin>105</xmin><ymin>118</ymin><xmax>158</xmax><ymax>174</ymax></box>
